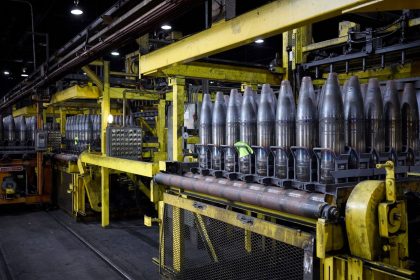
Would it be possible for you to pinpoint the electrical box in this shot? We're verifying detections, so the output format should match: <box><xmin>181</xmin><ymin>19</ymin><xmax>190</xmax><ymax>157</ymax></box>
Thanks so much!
<box><xmin>106</xmin><ymin>126</ymin><xmax>143</xmax><ymax>160</ymax></box>
<box><xmin>35</xmin><ymin>130</ymin><xmax>48</xmax><ymax>151</ymax></box>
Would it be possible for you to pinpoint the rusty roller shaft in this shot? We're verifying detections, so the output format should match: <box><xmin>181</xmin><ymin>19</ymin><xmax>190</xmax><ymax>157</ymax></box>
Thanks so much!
<box><xmin>154</xmin><ymin>172</ymin><xmax>338</xmax><ymax>220</ymax></box>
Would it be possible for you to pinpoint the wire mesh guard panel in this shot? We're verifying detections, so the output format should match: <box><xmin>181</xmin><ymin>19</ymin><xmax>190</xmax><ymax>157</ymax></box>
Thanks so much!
<box><xmin>162</xmin><ymin>205</ymin><xmax>307</xmax><ymax>280</ymax></box>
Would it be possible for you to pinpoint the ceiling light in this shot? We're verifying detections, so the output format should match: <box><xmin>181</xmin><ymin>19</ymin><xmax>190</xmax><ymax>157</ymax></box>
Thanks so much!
<box><xmin>161</xmin><ymin>24</ymin><xmax>172</xmax><ymax>30</ymax></box>
<box><xmin>111</xmin><ymin>51</ymin><xmax>120</xmax><ymax>56</ymax></box>
<box><xmin>3</xmin><ymin>71</ymin><xmax>10</xmax><ymax>75</ymax></box>
<box><xmin>107</xmin><ymin>114</ymin><xmax>114</xmax><ymax>124</ymax></box>
<box><xmin>71</xmin><ymin>0</ymin><xmax>83</xmax><ymax>15</ymax></box>
<box><xmin>255</xmin><ymin>39</ymin><xmax>264</xmax><ymax>44</ymax></box>
<box><xmin>21</xmin><ymin>68</ymin><xmax>28</xmax><ymax>77</ymax></box>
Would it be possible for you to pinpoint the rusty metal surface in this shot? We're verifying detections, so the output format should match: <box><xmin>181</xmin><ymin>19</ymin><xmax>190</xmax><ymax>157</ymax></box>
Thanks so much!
<box><xmin>155</xmin><ymin>172</ymin><xmax>337</xmax><ymax>219</ymax></box>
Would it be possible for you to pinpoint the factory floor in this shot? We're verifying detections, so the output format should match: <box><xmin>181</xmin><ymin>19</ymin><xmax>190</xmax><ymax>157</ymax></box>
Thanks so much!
<box><xmin>0</xmin><ymin>206</ymin><xmax>160</xmax><ymax>280</ymax></box>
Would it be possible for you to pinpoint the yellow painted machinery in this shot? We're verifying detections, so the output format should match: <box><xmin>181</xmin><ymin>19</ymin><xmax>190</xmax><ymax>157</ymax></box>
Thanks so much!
<box><xmin>153</xmin><ymin>158</ymin><xmax>420</xmax><ymax>279</ymax></box>
<box><xmin>144</xmin><ymin>1</ymin><xmax>420</xmax><ymax>279</ymax></box>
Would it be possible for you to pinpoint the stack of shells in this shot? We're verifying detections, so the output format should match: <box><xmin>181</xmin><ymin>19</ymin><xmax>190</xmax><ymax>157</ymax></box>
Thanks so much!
<box><xmin>199</xmin><ymin>74</ymin><xmax>419</xmax><ymax>184</ymax></box>
<box><xmin>0</xmin><ymin>115</ymin><xmax>36</xmax><ymax>145</ymax></box>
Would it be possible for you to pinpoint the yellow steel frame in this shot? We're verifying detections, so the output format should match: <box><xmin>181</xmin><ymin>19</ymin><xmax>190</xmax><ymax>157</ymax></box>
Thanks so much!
<box><xmin>52</xmin><ymin>59</ymin><xmax>165</xmax><ymax>226</ymax></box>
<box><xmin>162</xmin><ymin>192</ymin><xmax>315</xmax><ymax>276</ymax></box>
<box><xmin>139</xmin><ymin>0</ymin><xmax>377</xmax><ymax>75</ymax></box>
<box><xmin>169</xmin><ymin>77</ymin><xmax>185</xmax><ymax>162</ymax></box>
<box><xmin>79</xmin><ymin>152</ymin><xmax>158</xmax><ymax>178</ymax></box>
<box><xmin>146</xmin><ymin>62</ymin><xmax>281</xmax><ymax>84</ymax></box>
<box><xmin>49</xmin><ymin>85</ymin><xmax>100</xmax><ymax>105</ymax></box>
<box><xmin>48</xmin><ymin>84</ymin><xmax>160</xmax><ymax>106</ymax></box>
<box><xmin>12</xmin><ymin>105</ymin><xmax>59</xmax><ymax>117</ymax></box>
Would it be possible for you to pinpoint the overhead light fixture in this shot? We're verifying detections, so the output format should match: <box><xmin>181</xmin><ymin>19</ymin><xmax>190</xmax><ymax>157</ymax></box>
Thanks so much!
<box><xmin>71</xmin><ymin>0</ymin><xmax>83</xmax><ymax>15</ymax></box>
<box><xmin>3</xmin><ymin>71</ymin><xmax>10</xmax><ymax>75</ymax></box>
<box><xmin>255</xmin><ymin>39</ymin><xmax>264</xmax><ymax>44</ymax></box>
<box><xmin>161</xmin><ymin>24</ymin><xmax>172</xmax><ymax>30</ymax></box>
<box><xmin>107</xmin><ymin>114</ymin><xmax>114</xmax><ymax>124</ymax></box>
<box><xmin>21</xmin><ymin>68</ymin><xmax>28</xmax><ymax>77</ymax></box>
<box><xmin>111</xmin><ymin>51</ymin><xmax>120</xmax><ymax>56</ymax></box>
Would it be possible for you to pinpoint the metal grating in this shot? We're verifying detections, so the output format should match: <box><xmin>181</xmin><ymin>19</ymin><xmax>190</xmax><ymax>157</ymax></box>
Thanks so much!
<box><xmin>162</xmin><ymin>204</ymin><xmax>307</xmax><ymax>280</ymax></box>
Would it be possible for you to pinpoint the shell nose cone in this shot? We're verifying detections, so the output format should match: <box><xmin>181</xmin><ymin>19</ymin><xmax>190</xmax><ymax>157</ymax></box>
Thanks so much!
<box><xmin>319</xmin><ymin>73</ymin><xmax>344</xmax><ymax>119</ymax></box>
<box><xmin>364</xmin><ymin>78</ymin><xmax>385</xmax><ymax>152</ymax></box>
<box><xmin>275</xmin><ymin>80</ymin><xmax>296</xmax><ymax>147</ymax></box>
<box><xmin>296</xmin><ymin>76</ymin><xmax>317</xmax><ymax>149</ymax></box>
<box><xmin>343</xmin><ymin>76</ymin><xmax>365</xmax><ymax>152</ymax></box>
<box><xmin>318</xmin><ymin>73</ymin><xmax>344</xmax><ymax>153</ymax></box>
<box><xmin>257</xmin><ymin>84</ymin><xmax>275</xmax><ymax>147</ymax></box>
<box><xmin>244</xmin><ymin>86</ymin><xmax>257</xmax><ymax>114</ymax></box>
<box><xmin>344</xmin><ymin>76</ymin><xmax>365</xmax><ymax>119</ymax></box>
<box><xmin>240</xmin><ymin>86</ymin><xmax>257</xmax><ymax>145</ymax></box>
<box><xmin>383</xmin><ymin>80</ymin><xmax>402</xmax><ymax>152</ymax></box>
<box><xmin>364</xmin><ymin>78</ymin><xmax>383</xmax><ymax>117</ymax></box>
<box><xmin>241</xmin><ymin>87</ymin><xmax>257</xmax><ymax>122</ymax></box>
<box><xmin>297</xmin><ymin>76</ymin><xmax>317</xmax><ymax>120</ymax></box>
<box><xmin>383</xmin><ymin>80</ymin><xmax>401</xmax><ymax>110</ymax></box>
<box><xmin>212</xmin><ymin>92</ymin><xmax>227</xmax><ymax>145</ymax></box>
<box><xmin>199</xmin><ymin>93</ymin><xmax>213</xmax><ymax>145</ymax></box>
<box><xmin>276</xmin><ymin>80</ymin><xmax>295</xmax><ymax>122</ymax></box>
<box><xmin>262</xmin><ymin>83</ymin><xmax>277</xmax><ymax>115</ymax></box>
<box><xmin>226</xmin><ymin>89</ymin><xmax>240</xmax><ymax>146</ymax></box>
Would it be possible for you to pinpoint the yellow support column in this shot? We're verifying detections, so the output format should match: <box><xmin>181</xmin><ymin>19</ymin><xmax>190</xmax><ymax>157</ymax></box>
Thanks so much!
<box><xmin>59</xmin><ymin>108</ymin><xmax>66</xmax><ymax>137</ymax></box>
<box><xmin>155</xmin><ymin>99</ymin><xmax>167</xmax><ymax>161</ymax></box>
<box><xmin>282</xmin><ymin>31</ymin><xmax>292</xmax><ymax>81</ymax></box>
<box><xmin>170</xmin><ymin>77</ymin><xmax>185</xmax><ymax>162</ymax></box>
<box><xmin>101</xmin><ymin>61</ymin><xmax>111</xmax><ymax>227</ymax></box>
<box><xmin>59</xmin><ymin>108</ymin><xmax>66</xmax><ymax>149</ymax></box>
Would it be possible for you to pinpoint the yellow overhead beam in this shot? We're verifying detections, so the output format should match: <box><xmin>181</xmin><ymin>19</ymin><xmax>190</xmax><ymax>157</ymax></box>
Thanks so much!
<box><xmin>109</xmin><ymin>87</ymin><xmax>161</xmax><ymax>101</ymax></box>
<box><xmin>147</xmin><ymin>62</ymin><xmax>281</xmax><ymax>84</ymax></box>
<box><xmin>12</xmin><ymin>106</ymin><xmax>37</xmax><ymax>117</ymax></box>
<box><xmin>49</xmin><ymin>85</ymin><xmax>100</xmax><ymax>105</ymax></box>
<box><xmin>79</xmin><ymin>152</ymin><xmax>158</xmax><ymax>178</ymax></box>
<box><xmin>139</xmin><ymin>0</ymin><xmax>376</xmax><ymax>75</ymax></box>
<box><xmin>48</xmin><ymin>85</ymin><xmax>160</xmax><ymax>106</ymax></box>
<box><xmin>13</xmin><ymin>106</ymin><xmax>57</xmax><ymax>117</ymax></box>
<box><xmin>303</xmin><ymin>36</ymin><xmax>348</xmax><ymax>53</ymax></box>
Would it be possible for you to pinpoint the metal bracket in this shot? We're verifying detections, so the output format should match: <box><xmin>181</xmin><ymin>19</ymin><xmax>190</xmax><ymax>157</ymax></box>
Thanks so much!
<box><xmin>193</xmin><ymin>201</ymin><xmax>207</xmax><ymax>210</ymax></box>
<box><xmin>237</xmin><ymin>214</ymin><xmax>254</xmax><ymax>226</ymax></box>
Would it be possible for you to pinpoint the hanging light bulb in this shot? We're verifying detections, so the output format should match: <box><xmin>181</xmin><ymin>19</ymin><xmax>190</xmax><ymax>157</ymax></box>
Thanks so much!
<box><xmin>21</xmin><ymin>68</ymin><xmax>28</xmax><ymax>77</ymax></box>
<box><xmin>71</xmin><ymin>0</ymin><xmax>83</xmax><ymax>15</ymax></box>
<box><xmin>161</xmin><ymin>24</ymin><xmax>172</xmax><ymax>30</ymax></box>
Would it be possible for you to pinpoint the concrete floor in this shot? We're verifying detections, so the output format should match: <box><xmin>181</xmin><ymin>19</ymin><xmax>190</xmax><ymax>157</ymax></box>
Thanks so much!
<box><xmin>0</xmin><ymin>207</ymin><xmax>160</xmax><ymax>280</ymax></box>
